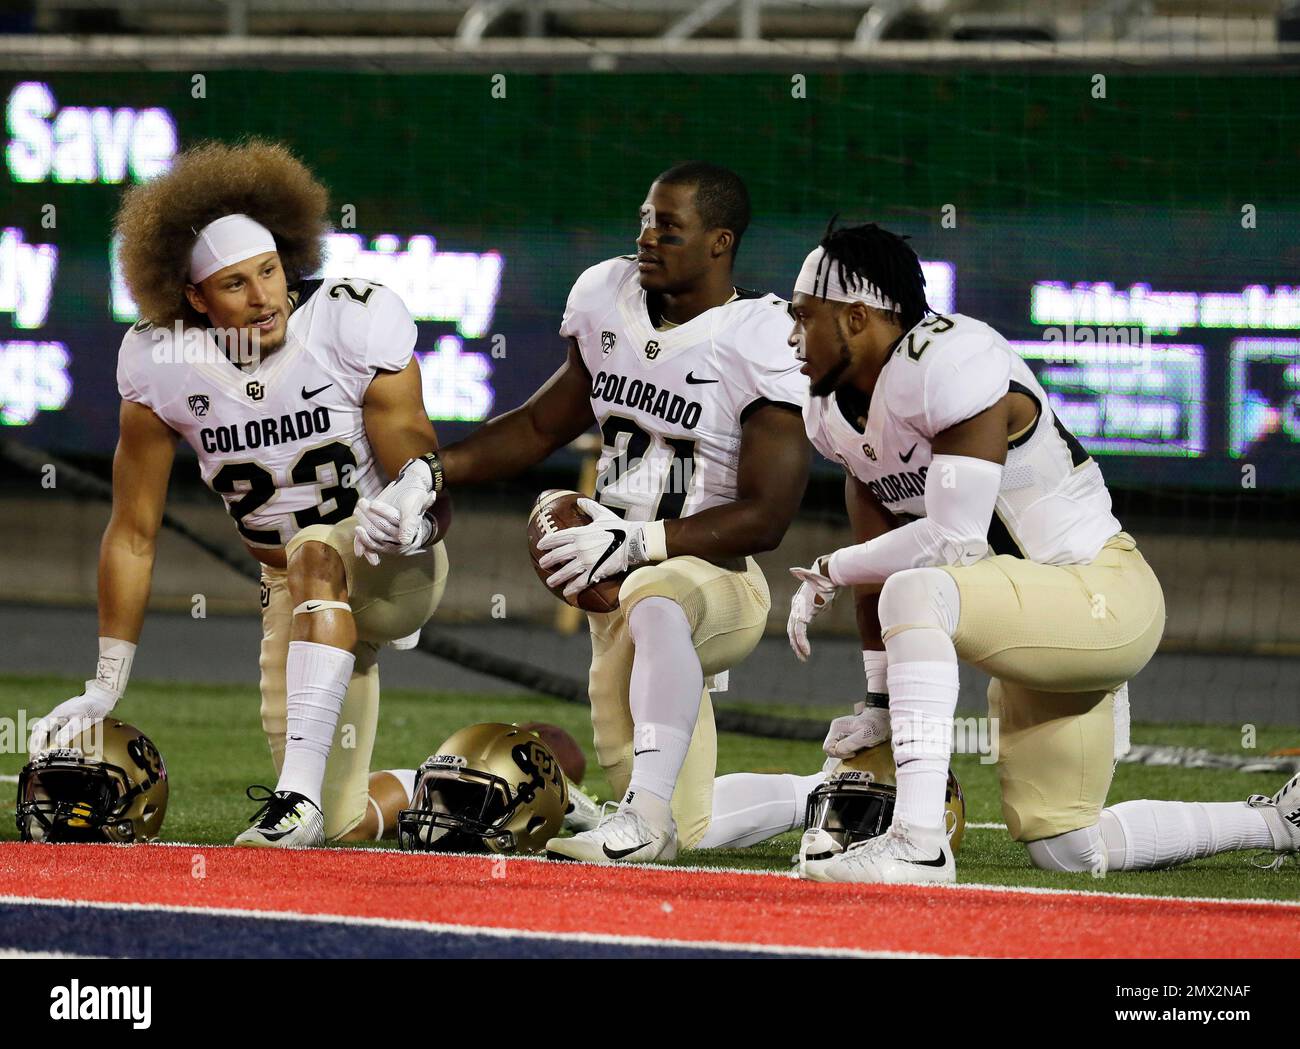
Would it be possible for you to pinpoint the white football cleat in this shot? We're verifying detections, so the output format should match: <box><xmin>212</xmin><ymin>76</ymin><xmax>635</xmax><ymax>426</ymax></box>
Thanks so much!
<box><xmin>1247</xmin><ymin>772</ymin><xmax>1300</xmax><ymax>857</ymax></box>
<box><xmin>801</xmin><ymin>820</ymin><xmax>954</xmax><ymax>885</ymax></box>
<box><xmin>234</xmin><ymin>787</ymin><xmax>325</xmax><ymax>848</ymax></box>
<box><xmin>561</xmin><ymin>780</ymin><xmax>604</xmax><ymax>834</ymax></box>
<box><xmin>545</xmin><ymin>803</ymin><xmax>678</xmax><ymax>864</ymax></box>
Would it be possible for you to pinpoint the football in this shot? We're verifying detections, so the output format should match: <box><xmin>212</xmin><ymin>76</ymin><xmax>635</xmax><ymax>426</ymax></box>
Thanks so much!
<box><xmin>526</xmin><ymin>489</ymin><xmax>625</xmax><ymax>613</ymax></box>
<box><xmin>518</xmin><ymin>721</ymin><xmax>587</xmax><ymax>784</ymax></box>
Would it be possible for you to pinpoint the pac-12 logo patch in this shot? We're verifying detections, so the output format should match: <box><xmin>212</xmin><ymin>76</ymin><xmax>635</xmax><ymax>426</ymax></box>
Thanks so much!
<box><xmin>246</xmin><ymin>381</ymin><xmax>265</xmax><ymax>401</ymax></box>
<box><xmin>644</xmin><ymin>340</ymin><xmax>661</xmax><ymax>360</ymax></box>
<box><xmin>601</xmin><ymin>331</ymin><xmax>617</xmax><ymax>358</ymax></box>
<box><xmin>187</xmin><ymin>394</ymin><xmax>210</xmax><ymax>417</ymax></box>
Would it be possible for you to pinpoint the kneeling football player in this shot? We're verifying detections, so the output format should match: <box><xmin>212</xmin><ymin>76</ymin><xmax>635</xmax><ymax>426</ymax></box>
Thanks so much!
<box><xmin>403</xmin><ymin>163</ymin><xmax>825</xmax><ymax>862</ymax></box>
<box><xmin>28</xmin><ymin>140</ymin><xmax>451</xmax><ymax>848</ymax></box>
<box><xmin>785</xmin><ymin>222</ymin><xmax>1298</xmax><ymax>882</ymax></box>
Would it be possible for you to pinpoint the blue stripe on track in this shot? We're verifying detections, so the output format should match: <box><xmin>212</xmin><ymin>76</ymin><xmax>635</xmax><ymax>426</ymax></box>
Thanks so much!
<box><xmin>0</xmin><ymin>903</ymin><xmax>819</xmax><ymax>959</ymax></box>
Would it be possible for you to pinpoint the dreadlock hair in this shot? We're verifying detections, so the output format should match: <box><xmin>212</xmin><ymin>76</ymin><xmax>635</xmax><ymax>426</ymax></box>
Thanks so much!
<box><xmin>115</xmin><ymin>138</ymin><xmax>330</xmax><ymax>328</ymax></box>
<box><xmin>654</xmin><ymin>161</ymin><xmax>751</xmax><ymax>259</ymax></box>
<box><xmin>817</xmin><ymin>219</ymin><xmax>930</xmax><ymax>333</ymax></box>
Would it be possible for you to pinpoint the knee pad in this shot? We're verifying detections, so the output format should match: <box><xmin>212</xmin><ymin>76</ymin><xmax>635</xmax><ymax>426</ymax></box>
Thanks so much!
<box><xmin>626</xmin><ymin>595</ymin><xmax>691</xmax><ymax>645</ymax></box>
<box><xmin>292</xmin><ymin>600</ymin><xmax>352</xmax><ymax>616</ymax></box>
<box><xmin>1025</xmin><ymin>823</ymin><xmax>1106</xmax><ymax>873</ymax></box>
<box><xmin>878</xmin><ymin>567</ymin><xmax>960</xmax><ymax>641</ymax></box>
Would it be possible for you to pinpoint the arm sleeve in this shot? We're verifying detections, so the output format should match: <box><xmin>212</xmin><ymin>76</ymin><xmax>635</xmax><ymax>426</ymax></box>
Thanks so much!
<box><xmin>826</xmin><ymin>454</ymin><xmax>1002</xmax><ymax>586</ymax></box>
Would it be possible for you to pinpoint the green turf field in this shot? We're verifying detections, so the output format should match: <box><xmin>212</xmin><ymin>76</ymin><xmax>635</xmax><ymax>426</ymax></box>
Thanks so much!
<box><xmin>2</xmin><ymin>674</ymin><xmax>1295</xmax><ymax>901</ymax></box>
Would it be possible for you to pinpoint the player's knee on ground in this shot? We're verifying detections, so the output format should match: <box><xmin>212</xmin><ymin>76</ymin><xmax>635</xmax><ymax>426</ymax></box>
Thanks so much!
<box><xmin>336</xmin><ymin>770</ymin><xmax>412</xmax><ymax>842</ymax></box>
<box><xmin>877</xmin><ymin>567</ymin><xmax>960</xmax><ymax>640</ymax></box>
<box><xmin>1025</xmin><ymin>823</ymin><xmax>1106</xmax><ymax>873</ymax></box>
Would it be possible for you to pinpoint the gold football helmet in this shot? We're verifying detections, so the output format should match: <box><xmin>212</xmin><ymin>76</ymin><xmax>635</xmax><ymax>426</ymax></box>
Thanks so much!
<box><xmin>397</xmin><ymin>723</ymin><xmax>569</xmax><ymax>855</ymax></box>
<box><xmin>16</xmin><ymin>719</ymin><xmax>168</xmax><ymax>843</ymax></box>
<box><xmin>802</xmin><ymin>743</ymin><xmax>965</xmax><ymax>863</ymax></box>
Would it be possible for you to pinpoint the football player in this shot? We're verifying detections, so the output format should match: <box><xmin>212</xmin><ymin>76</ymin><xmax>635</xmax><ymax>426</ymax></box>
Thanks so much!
<box><xmin>786</xmin><ymin>222</ymin><xmax>1299</xmax><ymax>882</ymax></box>
<box><xmin>364</xmin><ymin>163</ymin><xmax>823</xmax><ymax>861</ymax></box>
<box><xmin>27</xmin><ymin>140</ymin><xmax>449</xmax><ymax>848</ymax></box>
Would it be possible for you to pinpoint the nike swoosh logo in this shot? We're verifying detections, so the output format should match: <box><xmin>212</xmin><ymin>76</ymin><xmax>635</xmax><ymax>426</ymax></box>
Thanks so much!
<box><xmin>259</xmin><ymin>828</ymin><xmax>296</xmax><ymax>841</ymax></box>
<box><xmin>302</xmin><ymin>383</ymin><xmax>333</xmax><ymax>399</ymax></box>
<box><xmin>906</xmin><ymin>852</ymin><xmax>948</xmax><ymax>868</ymax></box>
<box><xmin>685</xmin><ymin>372</ymin><xmax>719</xmax><ymax>384</ymax></box>
<box><xmin>900</xmin><ymin>443</ymin><xmax>918</xmax><ymax>463</ymax></box>
<box><xmin>632</xmin><ymin>748</ymin><xmax>660</xmax><ymax>756</ymax></box>
<box><xmin>586</xmin><ymin>529</ymin><xmax>626</xmax><ymax>586</ymax></box>
<box><xmin>603</xmin><ymin>841</ymin><xmax>653</xmax><ymax>859</ymax></box>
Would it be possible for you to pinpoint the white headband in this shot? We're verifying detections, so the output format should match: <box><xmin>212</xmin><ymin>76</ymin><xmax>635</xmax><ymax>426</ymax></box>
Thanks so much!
<box><xmin>793</xmin><ymin>245</ymin><xmax>899</xmax><ymax>311</ymax></box>
<box><xmin>189</xmin><ymin>214</ymin><xmax>277</xmax><ymax>284</ymax></box>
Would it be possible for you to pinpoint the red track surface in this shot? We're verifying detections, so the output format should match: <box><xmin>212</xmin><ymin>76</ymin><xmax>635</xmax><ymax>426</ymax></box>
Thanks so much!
<box><xmin>1</xmin><ymin>843</ymin><xmax>1296</xmax><ymax>958</ymax></box>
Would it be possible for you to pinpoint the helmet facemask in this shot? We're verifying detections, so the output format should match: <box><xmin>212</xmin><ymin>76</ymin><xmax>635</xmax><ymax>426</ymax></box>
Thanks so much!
<box><xmin>398</xmin><ymin>763</ymin><xmax>523</xmax><ymax>853</ymax></box>
<box><xmin>17</xmin><ymin>723</ymin><xmax>167</xmax><ymax>844</ymax></box>
<box><xmin>398</xmin><ymin>726</ymin><xmax>568</xmax><ymax>856</ymax></box>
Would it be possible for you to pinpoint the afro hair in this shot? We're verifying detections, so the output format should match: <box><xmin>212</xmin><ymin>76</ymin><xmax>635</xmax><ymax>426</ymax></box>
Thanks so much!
<box><xmin>114</xmin><ymin>138</ymin><xmax>330</xmax><ymax>327</ymax></box>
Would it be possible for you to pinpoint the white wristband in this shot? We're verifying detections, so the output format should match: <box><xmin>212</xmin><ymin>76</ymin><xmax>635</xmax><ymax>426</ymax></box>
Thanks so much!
<box><xmin>94</xmin><ymin>637</ymin><xmax>136</xmax><ymax>698</ymax></box>
<box><xmin>639</xmin><ymin>519</ymin><xmax>669</xmax><ymax>563</ymax></box>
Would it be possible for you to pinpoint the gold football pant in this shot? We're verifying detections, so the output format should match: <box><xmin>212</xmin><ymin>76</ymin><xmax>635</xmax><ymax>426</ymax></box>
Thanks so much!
<box><xmin>940</xmin><ymin>532</ymin><xmax>1165</xmax><ymax>842</ymax></box>
<box><xmin>586</xmin><ymin>555</ymin><xmax>770</xmax><ymax>849</ymax></box>
<box><xmin>259</xmin><ymin>518</ymin><xmax>448</xmax><ymax>841</ymax></box>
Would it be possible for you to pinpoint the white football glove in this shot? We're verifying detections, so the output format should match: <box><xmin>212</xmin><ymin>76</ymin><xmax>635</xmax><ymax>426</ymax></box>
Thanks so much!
<box><xmin>28</xmin><ymin>680</ymin><xmax>119</xmax><ymax>754</ymax></box>
<box><xmin>787</xmin><ymin>556</ymin><xmax>839</xmax><ymax>662</ymax></box>
<box><xmin>536</xmin><ymin>498</ymin><xmax>653</xmax><ymax>599</ymax></box>
<box><xmin>353</xmin><ymin>457</ymin><xmax>437</xmax><ymax>566</ymax></box>
<box><xmin>823</xmin><ymin>698</ymin><xmax>891</xmax><ymax>759</ymax></box>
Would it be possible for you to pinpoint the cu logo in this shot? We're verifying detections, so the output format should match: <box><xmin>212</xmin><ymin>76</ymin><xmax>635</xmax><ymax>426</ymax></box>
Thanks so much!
<box><xmin>643</xmin><ymin>340</ymin><xmax>661</xmax><ymax>360</ymax></box>
<box><xmin>246</xmin><ymin>381</ymin><xmax>265</xmax><ymax>401</ymax></box>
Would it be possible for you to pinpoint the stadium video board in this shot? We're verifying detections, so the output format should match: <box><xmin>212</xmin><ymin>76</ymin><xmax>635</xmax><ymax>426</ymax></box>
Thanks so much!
<box><xmin>2</xmin><ymin>74</ymin><xmax>1297</xmax><ymax>490</ymax></box>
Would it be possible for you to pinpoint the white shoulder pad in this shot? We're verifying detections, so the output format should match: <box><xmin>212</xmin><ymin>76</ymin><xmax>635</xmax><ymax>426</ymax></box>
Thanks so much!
<box><xmin>888</xmin><ymin>314</ymin><xmax>1012</xmax><ymax>436</ymax></box>
<box><xmin>116</xmin><ymin>319</ymin><xmax>164</xmax><ymax>407</ymax></box>
<box><xmin>723</xmin><ymin>294</ymin><xmax>808</xmax><ymax>416</ymax></box>
<box><xmin>559</xmin><ymin>256</ymin><xmax>636</xmax><ymax>338</ymax></box>
<box><xmin>323</xmin><ymin>280</ymin><xmax>418</xmax><ymax>376</ymax></box>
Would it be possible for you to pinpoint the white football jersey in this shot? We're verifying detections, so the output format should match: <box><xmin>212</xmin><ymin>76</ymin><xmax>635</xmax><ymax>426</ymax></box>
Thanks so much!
<box><xmin>116</xmin><ymin>278</ymin><xmax>416</xmax><ymax>549</ymax></box>
<box><xmin>561</xmin><ymin>256</ymin><xmax>807</xmax><ymax>522</ymax></box>
<box><xmin>804</xmin><ymin>312</ymin><xmax>1122</xmax><ymax>565</ymax></box>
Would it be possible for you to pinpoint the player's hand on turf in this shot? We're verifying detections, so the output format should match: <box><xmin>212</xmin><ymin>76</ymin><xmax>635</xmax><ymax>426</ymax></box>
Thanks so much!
<box><xmin>537</xmin><ymin>498</ymin><xmax>647</xmax><ymax>598</ymax></box>
<box><xmin>28</xmin><ymin>681</ymin><xmax>118</xmax><ymax>754</ymax></box>
<box><xmin>787</xmin><ymin>556</ymin><xmax>839</xmax><ymax>662</ymax></box>
<box><xmin>352</xmin><ymin>457</ymin><xmax>437</xmax><ymax>565</ymax></box>
<box><xmin>823</xmin><ymin>700</ymin><xmax>891</xmax><ymax>758</ymax></box>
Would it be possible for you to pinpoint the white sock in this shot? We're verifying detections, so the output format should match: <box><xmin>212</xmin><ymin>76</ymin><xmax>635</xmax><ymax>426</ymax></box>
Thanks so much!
<box><xmin>886</xmin><ymin>649</ymin><xmax>958</xmax><ymax>830</ymax></box>
<box><xmin>625</xmin><ymin>597</ymin><xmax>703</xmax><ymax>805</ymax></box>
<box><xmin>385</xmin><ymin>768</ymin><xmax>416</xmax><ymax>804</ymax></box>
<box><xmin>276</xmin><ymin>640</ymin><xmax>355</xmax><ymax>807</ymax></box>
<box><xmin>696</xmin><ymin>771</ymin><xmax>826</xmax><ymax>849</ymax></box>
<box><xmin>1100</xmin><ymin>800</ymin><xmax>1274</xmax><ymax>870</ymax></box>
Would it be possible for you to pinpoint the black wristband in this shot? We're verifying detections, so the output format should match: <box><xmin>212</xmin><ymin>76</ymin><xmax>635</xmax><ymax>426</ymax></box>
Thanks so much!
<box><xmin>418</xmin><ymin>450</ymin><xmax>445</xmax><ymax>493</ymax></box>
<box><xmin>864</xmin><ymin>690</ymin><xmax>889</xmax><ymax>710</ymax></box>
